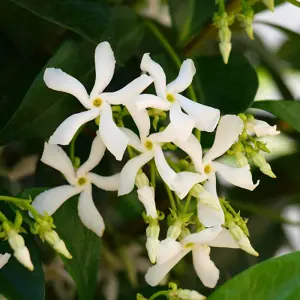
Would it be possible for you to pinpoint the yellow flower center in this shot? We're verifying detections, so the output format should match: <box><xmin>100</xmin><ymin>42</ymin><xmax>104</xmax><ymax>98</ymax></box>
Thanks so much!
<box><xmin>166</xmin><ymin>93</ymin><xmax>175</xmax><ymax>103</ymax></box>
<box><xmin>93</xmin><ymin>97</ymin><xmax>102</xmax><ymax>107</ymax></box>
<box><xmin>144</xmin><ymin>140</ymin><xmax>153</xmax><ymax>150</ymax></box>
<box><xmin>77</xmin><ymin>177</ymin><xmax>87</xmax><ymax>186</ymax></box>
<box><xmin>204</xmin><ymin>164</ymin><xmax>213</xmax><ymax>174</ymax></box>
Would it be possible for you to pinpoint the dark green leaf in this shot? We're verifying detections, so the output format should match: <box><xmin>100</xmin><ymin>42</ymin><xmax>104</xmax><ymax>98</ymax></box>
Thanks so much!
<box><xmin>253</xmin><ymin>100</ymin><xmax>300</xmax><ymax>132</ymax></box>
<box><xmin>208</xmin><ymin>252</ymin><xmax>300</xmax><ymax>300</ymax></box>
<box><xmin>194</xmin><ymin>53</ymin><xmax>258</xmax><ymax>113</ymax></box>
<box><xmin>0</xmin><ymin>207</ymin><xmax>45</xmax><ymax>300</ymax></box>
<box><xmin>19</xmin><ymin>188</ymin><xmax>101</xmax><ymax>300</ymax></box>
<box><xmin>0</xmin><ymin>39</ymin><xmax>94</xmax><ymax>144</ymax></box>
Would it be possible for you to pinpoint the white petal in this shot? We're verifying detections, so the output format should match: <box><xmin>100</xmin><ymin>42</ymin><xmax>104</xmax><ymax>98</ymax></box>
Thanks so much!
<box><xmin>213</xmin><ymin>162</ymin><xmax>259</xmax><ymax>191</ymax></box>
<box><xmin>204</xmin><ymin>115</ymin><xmax>244</xmax><ymax>163</ymax></box>
<box><xmin>169</xmin><ymin>101</ymin><xmax>195</xmax><ymax>142</ymax></box>
<box><xmin>78</xmin><ymin>187</ymin><xmax>105</xmax><ymax>236</ymax></box>
<box><xmin>172</xmin><ymin>172</ymin><xmax>205</xmax><ymax>199</ymax></box>
<box><xmin>192</xmin><ymin>246</ymin><xmax>219</xmax><ymax>288</ymax></box>
<box><xmin>77</xmin><ymin>132</ymin><xmax>106</xmax><ymax>176</ymax></box>
<box><xmin>125</xmin><ymin>103</ymin><xmax>151</xmax><ymax>141</ymax></box>
<box><xmin>87</xmin><ymin>172</ymin><xmax>120</xmax><ymax>191</ymax></box>
<box><xmin>41</xmin><ymin>142</ymin><xmax>76</xmax><ymax>185</ymax></box>
<box><xmin>156</xmin><ymin>238</ymin><xmax>182</xmax><ymax>264</ymax></box>
<box><xmin>182</xmin><ymin>226</ymin><xmax>223</xmax><ymax>246</ymax></box>
<box><xmin>146</xmin><ymin>237</ymin><xmax>159</xmax><ymax>264</ymax></box>
<box><xmin>90</xmin><ymin>42</ymin><xmax>115</xmax><ymax>97</ymax></box>
<box><xmin>198</xmin><ymin>174</ymin><xmax>225</xmax><ymax>227</ymax></box>
<box><xmin>167</xmin><ymin>59</ymin><xmax>196</xmax><ymax>94</ymax></box>
<box><xmin>135</xmin><ymin>94</ymin><xmax>171</xmax><ymax>110</ymax></box>
<box><xmin>118</xmin><ymin>152</ymin><xmax>153</xmax><ymax>196</ymax></box>
<box><xmin>0</xmin><ymin>253</ymin><xmax>11</xmax><ymax>269</ymax></box>
<box><xmin>246</xmin><ymin>120</ymin><xmax>280</xmax><ymax>137</ymax></box>
<box><xmin>208</xmin><ymin>228</ymin><xmax>239</xmax><ymax>248</ymax></box>
<box><xmin>145</xmin><ymin>249</ymin><xmax>190</xmax><ymax>286</ymax></box>
<box><xmin>137</xmin><ymin>186</ymin><xmax>157</xmax><ymax>218</ymax></box>
<box><xmin>119</xmin><ymin>127</ymin><xmax>144</xmax><ymax>152</ymax></box>
<box><xmin>140</xmin><ymin>53</ymin><xmax>166</xmax><ymax>98</ymax></box>
<box><xmin>149</xmin><ymin>123</ymin><xmax>177</xmax><ymax>144</ymax></box>
<box><xmin>282</xmin><ymin>205</ymin><xmax>300</xmax><ymax>251</ymax></box>
<box><xmin>99</xmin><ymin>102</ymin><xmax>129</xmax><ymax>161</ymax></box>
<box><xmin>44</xmin><ymin>68</ymin><xmax>91</xmax><ymax>109</ymax></box>
<box><xmin>153</xmin><ymin>145</ymin><xmax>176</xmax><ymax>189</ymax></box>
<box><xmin>177</xmin><ymin>94</ymin><xmax>220</xmax><ymax>132</ymax></box>
<box><xmin>49</xmin><ymin>109</ymin><xmax>100</xmax><ymax>145</ymax></box>
<box><xmin>101</xmin><ymin>74</ymin><xmax>153</xmax><ymax>105</ymax></box>
<box><xmin>32</xmin><ymin>185</ymin><xmax>81</xmax><ymax>216</ymax></box>
<box><xmin>174</xmin><ymin>134</ymin><xmax>203</xmax><ymax>173</ymax></box>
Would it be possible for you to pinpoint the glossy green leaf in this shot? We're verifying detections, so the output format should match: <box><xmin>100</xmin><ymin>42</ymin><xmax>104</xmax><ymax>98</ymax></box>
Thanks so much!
<box><xmin>208</xmin><ymin>251</ymin><xmax>300</xmax><ymax>300</ymax></box>
<box><xmin>0</xmin><ymin>39</ymin><xmax>94</xmax><ymax>144</ymax></box>
<box><xmin>194</xmin><ymin>53</ymin><xmax>258</xmax><ymax>113</ymax></box>
<box><xmin>253</xmin><ymin>100</ymin><xmax>300</xmax><ymax>132</ymax></box>
<box><xmin>19</xmin><ymin>188</ymin><xmax>101</xmax><ymax>300</ymax></box>
<box><xmin>0</xmin><ymin>203</ymin><xmax>44</xmax><ymax>300</ymax></box>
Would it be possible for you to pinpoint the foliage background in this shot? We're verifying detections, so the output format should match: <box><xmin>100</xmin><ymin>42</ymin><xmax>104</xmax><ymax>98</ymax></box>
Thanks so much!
<box><xmin>1</xmin><ymin>0</ymin><xmax>300</xmax><ymax>299</ymax></box>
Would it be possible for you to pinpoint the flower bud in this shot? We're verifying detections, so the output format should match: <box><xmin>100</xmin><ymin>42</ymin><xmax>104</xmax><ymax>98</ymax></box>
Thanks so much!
<box><xmin>235</xmin><ymin>152</ymin><xmax>248</xmax><ymax>167</ymax></box>
<box><xmin>228</xmin><ymin>221</ymin><xmax>258</xmax><ymax>256</ymax></box>
<box><xmin>44</xmin><ymin>230</ymin><xmax>72</xmax><ymax>259</ymax></box>
<box><xmin>177</xmin><ymin>289</ymin><xmax>206</xmax><ymax>300</ymax></box>
<box><xmin>7</xmin><ymin>230</ymin><xmax>34</xmax><ymax>271</ymax></box>
<box><xmin>136</xmin><ymin>293</ymin><xmax>147</xmax><ymax>300</ymax></box>
<box><xmin>135</xmin><ymin>172</ymin><xmax>150</xmax><ymax>189</ymax></box>
<box><xmin>246</xmin><ymin>119</ymin><xmax>280</xmax><ymax>137</ymax></box>
<box><xmin>0</xmin><ymin>253</ymin><xmax>11</xmax><ymax>269</ymax></box>
<box><xmin>167</xmin><ymin>220</ymin><xmax>182</xmax><ymax>240</ymax></box>
<box><xmin>146</xmin><ymin>237</ymin><xmax>159</xmax><ymax>264</ymax></box>
<box><xmin>251</xmin><ymin>153</ymin><xmax>276</xmax><ymax>178</ymax></box>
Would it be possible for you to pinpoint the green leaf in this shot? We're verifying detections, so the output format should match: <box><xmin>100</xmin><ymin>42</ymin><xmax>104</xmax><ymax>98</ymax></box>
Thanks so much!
<box><xmin>194</xmin><ymin>53</ymin><xmax>258</xmax><ymax>113</ymax></box>
<box><xmin>19</xmin><ymin>188</ymin><xmax>101</xmax><ymax>300</ymax></box>
<box><xmin>208</xmin><ymin>251</ymin><xmax>300</xmax><ymax>300</ymax></box>
<box><xmin>10</xmin><ymin>0</ymin><xmax>110</xmax><ymax>44</ymax></box>
<box><xmin>0</xmin><ymin>39</ymin><xmax>94</xmax><ymax>144</ymax></box>
<box><xmin>0</xmin><ymin>206</ymin><xmax>45</xmax><ymax>300</ymax></box>
<box><xmin>253</xmin><ymin>100</ymin><xmax>300</xmax><ymax>132</ymax></box>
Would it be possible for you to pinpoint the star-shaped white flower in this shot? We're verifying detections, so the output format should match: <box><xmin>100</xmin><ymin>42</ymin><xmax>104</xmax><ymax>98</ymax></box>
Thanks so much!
<box><xmin>32</xmin><ymin>132</ymin><xmax>120</xmax><ymax>237</ymax></box>
<box><xmin>0</xmin><ymin>253</ymin><xmax>11</xmax><ymax>269</ymax></box>
<box><xmin>145</xmin><ymin>226</ymin><xmax>240</xmax><ymax>288</ymax></box>
<box><xmin>246</xmin><ymin>119</ymin><xmax>280</xmax><ymax>137</ymax></box>
<box><xmin>118</xmin><ymin>124</ymin><xmax>203</xmax><ymax>200</ymax></box>
<box><xmin>135</xmin><ymin>54</ymin><xmax>220</xmax><ymax>142</ymax></box>
<box><xmin>44</xmin><ymin>41</ymin><xmax>153</xmax><ymax>160</ymax></box>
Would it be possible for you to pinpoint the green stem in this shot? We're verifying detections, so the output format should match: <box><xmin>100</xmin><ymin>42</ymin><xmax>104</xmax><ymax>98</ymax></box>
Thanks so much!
<box><xmin>183</xmin><ymin>192</ymin><xmax>193</xmax><ymax>212</ymax></box>
<box><xmin>217</xmin><ymin>0</ymin><xmax>226</xmax><ymax>12</ymax></box>
<box><xmin>144</xmin><ymin>20</ymin><xmax>197</xmax><ymax>102</ymax></box>
<box><xmin>69</xmin><ymin>125</ymin><xmax>85</xmax><ymax>164</ymax></box>
<box><xmin>149</xmin><ymin>291</ymin><xmax>169</xmax><ymax>300</ymax></box>
<box><xmin>0</xmin><ymin>211</ymin><xmax>8</xmax><ymax>222</ymax></box>
<box><xmin>163</xmin><ymin>182</ymin><xmax>177</xmax><ymax>212</ymax></box>
<box><xmin>150</xmin><ymin>159</ymin><xmax>156</xmax><ymax>189</ymax></box>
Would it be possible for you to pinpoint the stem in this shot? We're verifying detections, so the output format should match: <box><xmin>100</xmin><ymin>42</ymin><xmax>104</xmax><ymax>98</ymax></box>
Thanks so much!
<box><xmin>183</xmin><ymin>192</ymin><xmax>192</xmax><ymax>212</ymax></box>
<box><xmin>69</xmin><ymin>125</ymin><xmax>85</xmax><ymax>164</ymax></box>
<box><xmin>144</xmin><ymin>20</ymin><xmax>197</xmax><ymax>102</ymax></box>
<box><xmin>150</xmin><ymin>159</ymin><xmax>156</xmax><ymax>188</ymax></box>
<box><xmin>0</xmin><ymin>211</ymin><xmax>8</xmax><ymax>222</ymax></box>
<box><xmin>217</xmin><ymin>0</ymin><xmax>226</xmax><ymax>13</ymax></box>
<box><xmin>286</xmin><ymin>0</ymin><xmax>300</xmax><ymax>8</ymax></box>
<box><xmin>149</xmin><ymin>291</ymin><xmax>169</xmax><ymax>300</ymax></box>
<box><xmin>163</xmin><ymin>182</ymin><xmax>177</xmax><ymax>211</ymax></box>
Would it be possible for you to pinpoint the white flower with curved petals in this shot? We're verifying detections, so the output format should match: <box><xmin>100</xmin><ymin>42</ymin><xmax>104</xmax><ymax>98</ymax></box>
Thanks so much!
<box><xmin>32</xmin><ymin>132</ymin><xmax>120</xmax><ymax>237</ymax></box>
<box><xmin>44</xmin><ymin>41</ymin><xmax>153</xmax><ymax>160</ymax></box>
<box><xmin>246</xmin><ymin>119</ymin><xmax>280</xmax><ymax>137</ymax></box>
<box><xmin>145</xmin><ymin>226</ymin><xmax>240</xmax><ymax>288</ymax></box>
<box><xmin>136</xmin><ymin>54</ymin><xmax>220</xmax><ymax>142</ymax></box>
<box><xmin>175</xmin><ymin>115</ymin><xmax>259</xmax><ymax>192</ymax></box>
<box><xmin>118</xmin><ymin>125</ymin><xmax>204</xmax><ymax>199</ymax></box>
<box><xmin>0</xmin><ymin>253</ymin><xmax>11</xmax><ymax>269</ymax></box>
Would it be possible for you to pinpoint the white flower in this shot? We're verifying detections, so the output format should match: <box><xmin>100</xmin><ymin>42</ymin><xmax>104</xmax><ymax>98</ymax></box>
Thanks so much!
<box><xmin>246</xmin><ymin>119</ymin><xmax>280</xmax><ymax>137</ymax></box>
<box><xmin>32</xmin><ymin>132</ymin><xmax>120</xmax><ymax>237</ymax></box>
<box><xmin>44</xmin><ymin>41</ymin><xmax>153</xmax><ymax>160</ymax></box>
<box><xmin>175</xmin><ymin>115</ymin><xmax>259</xmax><ymax>191</ymax></box>
<box><xmin>177</xmin><ymin>289</ymin><xmax>206</xmax><ymax>300</ymax></box>
<box><xmin>118</xmin><ymin>125</ymin><xmax>203</xmax><ymax>199</ymax></box>
<box><xmin>145</xmin><ymin>226</ymin><xmax>240</xmax><ymax>288</ymax></box>
<box><xmin>7</xmin><ymin>230</ymin><xmax>34</xmax><ymax>271</ymax></box>
<box><xmin>0</xmin><ymin>253</ymin><xmax>11</xmax><ymax>269</ymax></box>
<box><xmin>136</xmin><ymin>54</ymin><xmax>220</xmax><ymax>142</ymax></box>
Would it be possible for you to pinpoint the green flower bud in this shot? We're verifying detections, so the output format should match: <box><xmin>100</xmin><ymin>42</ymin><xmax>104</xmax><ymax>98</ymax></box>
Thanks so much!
<box><xmin>251</xmin><ymin>153</ymin><xmax>276</xmax><ymax>178</ymax></box>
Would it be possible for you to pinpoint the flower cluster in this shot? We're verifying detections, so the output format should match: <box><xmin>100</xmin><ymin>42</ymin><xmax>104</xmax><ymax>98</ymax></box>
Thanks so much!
<box><xmin>30</xmin><ymin>41</ymin><xmax>278</xmax><ymax>290</ymax></box>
